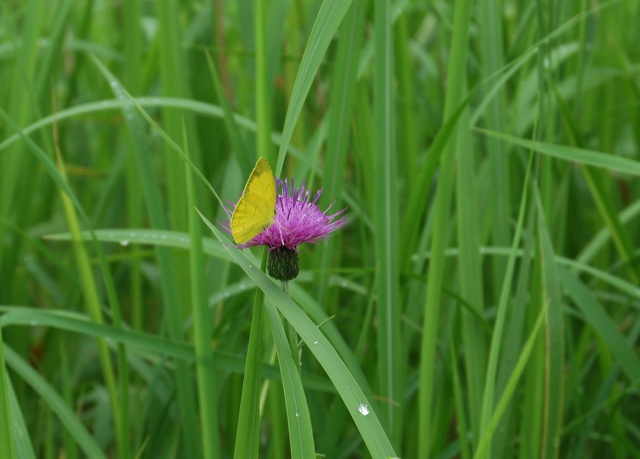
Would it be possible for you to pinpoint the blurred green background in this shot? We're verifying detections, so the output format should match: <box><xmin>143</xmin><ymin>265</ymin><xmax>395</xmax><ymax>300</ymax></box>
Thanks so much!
<box><xmin>1</xmin><ymin>0</ymin><xmax>639</xmax><ymax>458</ymax></box>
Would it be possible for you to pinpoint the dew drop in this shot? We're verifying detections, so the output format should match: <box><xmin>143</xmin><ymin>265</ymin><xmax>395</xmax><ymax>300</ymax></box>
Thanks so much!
<box><xmin>120</xmin><ymin>240</ymin><xmax>130</xmax><ymax>246</ymax></box>
<box><xmin>313</xmin><ymin>340</ymin><xmax>319</xmax><ymax>345</ymax></box>
<box><xmin>357</xmin><ymin>403</ymin><xmax>370</xmax><ymax>416</ymax></box>
<box><xmin>295</xmin><ymin>412</ymin><xmax>300</xmax><ymax>417</ymax></box>
<box><xmin>29</xmin><ymin>321</ymin><xmax>37</xmax><ymax>326</ymax></box>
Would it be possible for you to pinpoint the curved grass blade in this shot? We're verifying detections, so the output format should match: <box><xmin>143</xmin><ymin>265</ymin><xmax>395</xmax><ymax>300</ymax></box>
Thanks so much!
<box><xmin>0</xmin><ymin>326</ymin><xmax>15</xmax><ymax>458</ymax></box>
<box><xmin>90</xmin><ymin>55</ymin><xmax>198</xmax><ymax>454</ymax></box>
<box><xmin>477</xmin><ymin>129</ymin><xmax>640</xmax><ymax>177</ymax></box>
<box><xmin>198</xmin><ymin>210</ymin><xmax>398</xmax><ymax>459</ymax></box>
<box><xmin>558</xmin><ymin>267</ymin><xmax>640</xmax><ymax>383</ymax></box>
<box><xmin>6</xmin><ymin>376</ymin><xmax>35</xmax><ymax>459</ymax></box>
<box><xmin>3</xmin><ymin>346</ymin><xmax>106</xmax><ymax>459</ymax></box>
<box><xmin>473</xmin><ymin>303</ymin><xmax>548</xmax><ymax>459</ymax></box>
<box><xmin>275</xmin><ymin>0</ymin><xmax>354</xmax><ymax>172</ymax></box>
<box><xmin>0</xmin><ymin>307</ymin><xmax>333</xmax><ymax>394</ymax></box>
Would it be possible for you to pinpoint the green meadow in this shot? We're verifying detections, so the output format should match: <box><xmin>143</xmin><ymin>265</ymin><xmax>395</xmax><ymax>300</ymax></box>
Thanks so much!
<box><xmin>1</xmin><ymin>0</ymin><xmax>639</xmax><ymax>457</ymax></box>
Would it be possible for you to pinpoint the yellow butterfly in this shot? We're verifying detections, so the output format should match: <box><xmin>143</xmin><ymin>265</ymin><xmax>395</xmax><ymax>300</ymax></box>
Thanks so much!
<box><xmin>230</xmin><ymin>157</ymin><xmax>277</xmax><ymax>244</ymax></box>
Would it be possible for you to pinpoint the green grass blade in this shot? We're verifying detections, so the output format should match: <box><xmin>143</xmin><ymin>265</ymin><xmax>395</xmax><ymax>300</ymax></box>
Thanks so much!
<box><xmin>477</xmin><ymin>0</ymin><xmax>511</xmax><ymax>372</ymax></box>
<box><xmin>156</xmin><ymin>0</ymin><xmax>194</xmax><ymax>233</ymax></box>
<box><xmin>0</xmin><ymin>108</ymin><xmax>85</xmax><ymax>216</ymax></box>
<box><xmin>455</xmin><ymin>103</ymin><xmax>486</xmax><ymax>442</ymax></box>
<box><xmin>559</xmin><ymin>268</ymin><xmax>640</xmax><ymax>382</ymax></box>
<box><xmin>321</xmin><ymin>1</ymin><xmax>365</xmax><ymax>211</ymax></box>
<box><xmin>0</xmin><ymin>97</ymin><xmax>305</xmax><ymax>158</ymax></box>
<box><xmin>122</xmin><ymin>0</ymin><xmax>145</xmax><ymax>338</ymax></box>
<box><xmin>233</xmin><ymin>260</ymin><xmax>267</xmax><ymax>459</ymax></box>
<box><xmin>184</xmin><ymin>126</ymin><xmax>220</xmax><ymax>458</ymax></box>
<box><xmin>479</xmin><ymin>154</ymin><xmax>533</xmax><ymax>449</ymax></box>
<box><xmin>535</xmin><ymin>191</ymin><xmax>565</xmax><ymax>459</ymax></box>
<box><xmin>473</xmin><ymin>303</ymin><xmax>548</xmax><ymax>459</ymax></box>
<box><xmin>255</xmin><ymin>0</ymin><xmax>272</xmax><ymax>162</ymax></box>
<box><xmin>419</xmin><ymin>0</ymin><xmax>474</xmax><ymax>455</ymax></box>
<box><xmin>152</xmin><ymin>5</ymin><xmax>202</xmax><ymax>451</ymax></box>
<box><xmin>0</xmin><ymin>307</ymin><xmax>332</xmax><ymax>393</ymax></box>
<box><xmin>263</xmin><ymin>296</ymin><xmax>316</xmax><ymax>458</ymax></box>
<box><xmin>0</xmin><ymin>106</ymin><xmax>129</xmax><ymax>458</ymax></box>
<box><xmin>314</xmin><ymin>0</ymin><xmax>366</xmax><ymax>306</ymax></box>
<box><xmin>275</xmin><ymin>0</ymin><xmax>354</xmax><ymax>171</ymax></box>
<box><xmin>393</xmin><ymin>11</ymin><xmax>418</xmax><ymax>196</ymax></box>
<box><xmin>477</xmin><ymin>129</ymin><xmax>640</xmax><ymax>177</ymax></box>
<box><xmin>3</xmin><ymin>346</ymin><xmax>106</xmax><ymax>459</ymax></box>
<box><xmin>205</xmin><ymin>52</ymin><xmax>251</xmax><ymax>172</ymax></box>
<box><xmin>0</xmin><ymin>0</ymin><xmax>46</xmax><ymax>278</ymax></box>
<box><xmin>90</xmin><ymin>55</ymin><xmax>199</xmax><ymax>456</ymax></box>
<box><xmin>54</xmin><ymin>151</ymin><xmax>126</xmax><ymax>457</ymax></box>
<box><xmin>6</xmin><ymin>376</ymin><xmax>34</xmax><ymax>459</ymax></box>
<box><xmin>580</xmin><ymin>166</ymin><xmax>640</xmax><ymax>282</ymax></box>
<box><xmin>47</xmin><ymin>228</ymin><xmax>375</xmax><ymax>393</ymax></box>
<box><xmin>0</xmin><ymin>326</ymin><xmax>15</xmax><ymax>458</ymax></box>
<box><xmin>373</xmin><ymin>0</ymin><xmax>402</xmax><ymax>443</ymax></box>
<box><xmin>576</xmin><ymin>199</ymin><xmax>640</xmax><ymax>266</ymax></box>
<box><xmin>400</xmin><ymin>93</ymin><xmax>472</xmax><ymax>267</ymax></box>
<box><xmin>199</xmin><ymin>211</ymin><xmax>398</xmax><ymax>459</ymax></box>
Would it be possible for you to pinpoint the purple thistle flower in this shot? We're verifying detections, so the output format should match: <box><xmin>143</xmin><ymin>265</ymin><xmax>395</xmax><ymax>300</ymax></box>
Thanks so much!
<box><xmin>224</xmin><ymin>178</ymin><xmax>347</xmax><ymax>280</ymax></box>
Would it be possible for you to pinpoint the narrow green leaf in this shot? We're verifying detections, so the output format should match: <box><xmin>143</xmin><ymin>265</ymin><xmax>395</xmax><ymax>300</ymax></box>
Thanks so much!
<box><xmin>580</xmin><ymin>166</ymin><xmax>639</xmax><ymax>283</ymax></box>
<box><xmin>185</xmin><ymin>125</ymin><xmax>220</xmax><ymax>458</ymax></box>
<box><xmin>559</xmin><ymin>268</ymin><xmax>640</xmax><ymax>383</ymax></box>
<box><xmin>373</xmin><ymin>0</ymin><xmax>402</xmax><ymax>442</ymax></box>
<box><xmin>233</xmin><ymin>279</ymin><xmax>266</xmax><ymax>459</ymax></box>
<box><xmin>4</xmin><ymin>346</ymin><xmax>106</xmax><ymax>459</ymax></box>
<box><xmin>276</xmin><ymin>0</ymin><xmax>354</xmax><ymax>172</ymax></box>
<box><xmin>255</xmin><ymin>0</ymin><xmax>272</xmax><ymax>162</ymax></box>
<box><xmin>535</xmin><ymin>191</ymin><xmax>565</xmax><ymax>459</ymax></box>
<box><xmin>0</xmin><ymin>307</ymin><xmax>333</xmax><ymax>393</ymax></box>
<box><xmin>199</xmin><ymin>211</ymin><xmax>398</xmax><ymax>459</ymax></box>
<box><xmin>205</xmin><ymin>52</ymin><xmax>250</xmax><ymax>172</ymax></box>
<box><xmin>478</xmin><ymin>129</ymin><xmax>640</xmax><ymax>177</ymax></box>
<box><xmin>479</xmin><ymin>154</ymin><xmax>534</xmax><ymax>449</ymax></box>
<box><xmin>263</xmin><ymin>296</ymin><xmax>316</xmax><ymax>458</ymax></box>
<box><xmin>419</xmin><ymin>0</ymin><xmax>474</xmax><ymax>455</ymax></box>
<box><xmin>0</xmin><ymin>326</ymin><xmax>15</xmax><ymax>458</ymax></box>
<box><xmin>455</xmin><ymin>103</ymin><xmax>486</xmax><ymax>441</ymax></box>
<box><xmin>90</xmin><ymin>55</ymin><xmax>198</xmax><ymax>456</ymax></box>
<box><xmin>6</xmin><ymin>376</ymin><xmax>34</xmax><ymax>459</ymax></box>
<box><xmin>474</xmin><ymin>303</ymin><xmax>548</xmax><ymax>459</ymax></box>
<box><xmin>54</xmin><ymin>149</ymin><xmax>125</xmax><ymax>457</ymax></box>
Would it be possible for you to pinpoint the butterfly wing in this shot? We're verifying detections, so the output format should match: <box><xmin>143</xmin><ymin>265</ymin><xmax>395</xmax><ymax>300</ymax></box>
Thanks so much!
<box><xmin>230</xmin><ymin>158</ymin><xmax>277</xmax><ymax>244</ymax></box>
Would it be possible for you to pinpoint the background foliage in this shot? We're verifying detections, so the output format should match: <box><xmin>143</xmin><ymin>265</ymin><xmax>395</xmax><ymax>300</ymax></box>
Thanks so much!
<box><xmin>1</xmin><ymin>0</ymin><xmax>639</xmax><ymax>458</ymax></box>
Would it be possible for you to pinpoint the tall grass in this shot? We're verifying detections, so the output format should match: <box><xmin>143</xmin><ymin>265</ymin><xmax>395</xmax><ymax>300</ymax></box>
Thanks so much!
<box><xmin>1</xmin><ymin>0</ymin><xmax>639</xmax><ymax>457</ymax></box>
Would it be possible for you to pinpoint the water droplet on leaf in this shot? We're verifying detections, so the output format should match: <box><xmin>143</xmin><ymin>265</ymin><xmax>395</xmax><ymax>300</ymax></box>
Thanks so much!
<box><xmin>357</xmin><ymin>403</ymin><xmax>370</xmax><ymax>416</ymax></box>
